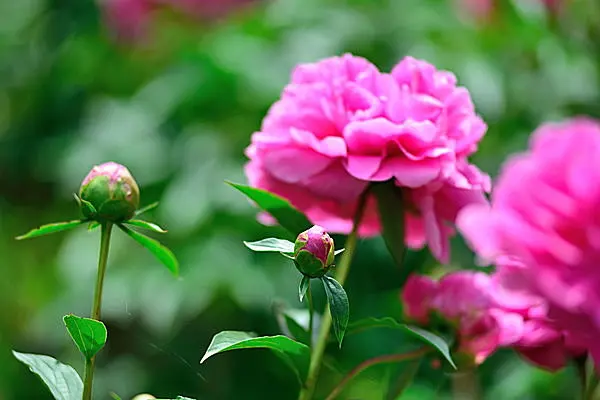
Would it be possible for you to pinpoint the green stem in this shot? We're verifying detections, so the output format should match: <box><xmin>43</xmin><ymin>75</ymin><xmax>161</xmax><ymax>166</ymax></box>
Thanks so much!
<box><xmin>324</xmin><ymin>348</ymin><xmax>429</xmax><ymax>400</ymax></box>
<box><xmin>451</xmin><ymin>369</ymin><xmax>480</xmax><ymax>400</ymax></box>
<box><xmin>83</xmin><ymin>222</ymin><xmax>113</xmax><ymax>400</ymax></box>
<box><xmin>307</xmin><ymin>280</ymin><xmax>314</xmax><ymax>348</ymax></box>
<box><xmin>297</xmin><ymin>190</ymin><xmax>369</xmax><ymax>400</ymax></box>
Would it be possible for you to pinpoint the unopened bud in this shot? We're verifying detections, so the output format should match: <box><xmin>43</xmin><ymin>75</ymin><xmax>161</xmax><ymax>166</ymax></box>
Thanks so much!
<box><xmin>293</xmin><ymin>225</ymin><xmax>335</xmax><ymax>278</ymax></box>
<box><xmin>79</xmin><ymin>162</ymin><xmax>140</xmax><ymax>222</ymax></box>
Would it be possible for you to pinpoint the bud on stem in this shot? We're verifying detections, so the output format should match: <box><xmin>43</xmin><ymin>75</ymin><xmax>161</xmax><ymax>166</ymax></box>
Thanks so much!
<box><xmin>79</xmin><ymin>162</ymin><xmax>140</xmax><ymax>223</ymax></box>
<box><xmin>293</xmin><ymin>225</ymin><xmax>335</xmax><ymax>278</ymax></box>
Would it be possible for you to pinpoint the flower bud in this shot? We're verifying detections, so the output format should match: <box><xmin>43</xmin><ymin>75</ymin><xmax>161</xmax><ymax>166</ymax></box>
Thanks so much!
<box><xmin>293</xmin><ymin>225</ymin><xmax>335</xmax><ymax>278</ymax></box>
<box><xmin>79</xmin><ymin>162</ymin><xmax>140</xmax><ymax>222</ymax></box>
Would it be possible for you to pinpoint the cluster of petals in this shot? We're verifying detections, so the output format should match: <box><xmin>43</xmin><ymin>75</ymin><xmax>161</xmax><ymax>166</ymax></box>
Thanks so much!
<box><xmin>245</xmin><ymin>53</ymin><xmax>490</xmax><ymax>262</ymax></box>
<box><xmin>402</xmin><ymin>259</ymin><xmax>586</xmax><ymax>369</ymax></box>
<box><xmin>457</xmin><ymin>117</ymin><xmax>600</xmax><ymax>364</ymax></box>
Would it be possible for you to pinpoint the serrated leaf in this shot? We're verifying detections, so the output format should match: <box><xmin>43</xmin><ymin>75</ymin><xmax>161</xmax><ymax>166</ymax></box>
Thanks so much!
<box><xmin>63</xmin><ymin>315</ymin><xmax>107</xmax><ymax>360</ymax></box>
<box><xmin>16</xmin><ymin>221</ymin><xmax>84</xmax><ymax>240</ymax></box>
<box><xmin>134</xmin><ymin>202</ymin><xmax>159</xmax><ymax>217</ymax></box>
<box><xmin>346</xmin><ymin>317</ymin><xmax>456</xmax><ymax>369</ymax></box>
<box><xmin>373</xmin><ymin>182</ymin><xmax>406</xmax><ymax>268</ymax></box>
<box><xmin>119</xmin><ymin>225</ymin><xmax>179</xmax><ymax>276</ymax></box>
<box><xmin>243</xmin><ymin>238</ymin><xmax>295</xmax><ymax>253</ymax></box>
<box><xmin>227</xmin><ymin>182</ymin><xmax>311</xmax><ymax>234</ymax></box>
<box><xmin>321</xmin><ymin>276</ymin><xmax>349</xmax><ymax>348</ymax></box>
<box><xmin>125</xmin><ymin>219</ymin><xmax>167</xmax><ymax>233</ymax></box>
<box><xmin>299</xmin><ymin>276</ymin><xmax>310</xmax><ymax>302</ymax></box>
<box><xmin>12</xmin><ymin>351</ymin><xmax>83</xmax><ymax>400</ymax></box>
<box><xmin>334</xmin><ymin>248</ymin><xmax>345</xmax><ymax>256</ymax></box>
<box><xmin>200</xmin><ymin>331</ymin><xmax>309</xmax><ymax>383</ymax></box>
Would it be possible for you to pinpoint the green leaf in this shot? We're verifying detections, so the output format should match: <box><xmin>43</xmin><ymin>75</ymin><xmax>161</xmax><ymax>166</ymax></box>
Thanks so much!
<box><xmin>135</xmin><ymin>201</ymin><xmax>159</xmax><ymax>217</ymax></box>
<box><xmin>387</xmin><ymin>358</ymin><xmax>422</xmax><ymax>400</ymax></box>
<box><xmin>403</xmin><ymin>325</ymin><xmax>456</xmax><ymax>369</ymax></box>
<box><xmin>119</xmin><ymin>225</ymin><xmax>179</xmax><ymax>276</ymax></box>
<box><xmin>334</xmin><ymin>248</ymin><xmax>345</xmax><ymax>256</ymax></box>
<box><xmin>125</xmin><ymin>219</ymin><xmax>168</xmax><ymax>233</ymax></box>
<box><xmin>373</xmin><ymin>182</ymin><xmax>406</xmax><ymax>268</ymax></box>
<box><xmin>299</xmin><ymin>275</ymin><xmax>310</xmax><ymax>302</ymax></box>
<box><xmin>200</xmin><ymin>331</ymin><xmax>310</xmax><ymax>383</ymax></box>
<box><xmin>227</xmin><ymin>182</ymin><xmax>311</xmax><ymax>234</ymax></box>
<box><xmin>243</xmin><ymin>238</ymin><xmax>295</xmax><ymax>253</ymax></box>
<box><xmin>321</xmin><ymin>276</ymin><xmax>349</xmax><ymax>348</ymax></box>
<box><xmin>278</xmin><ymin>308</ymin><xmax>311</xmax><ymax>345</ymax></box>
<box><xmin>346</xmin><ymin>317</ymin><xmax>456</xmax><ymax>369</ymax></box>
<box><xmin>88</xmin><ymin>222</ymin><xmax>100</xmax><ymax>231</ymax></box>
<box><xmin>63</xmin><ymin>315</ymin><xmax>107</xmax><ymax>360</ymax></box>
<box><xmin>12</xmin><ymin>351</ymin><xmax>83</xmax><ymax>400</ymax></box>
<box><xmin>16</xmin><ymin>221</ymin><xmax>84</xmax><ymax>240</ymax></box>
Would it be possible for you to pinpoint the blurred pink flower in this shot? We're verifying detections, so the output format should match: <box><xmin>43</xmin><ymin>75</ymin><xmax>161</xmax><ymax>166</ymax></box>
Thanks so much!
<box><xmin>457</xmin><ymin>117</ymin><xmax>600</xmax><ymax>365</ymax></box>
<box><xmin>102</xmin><ymin>0</ymin><xmax>257</xmax><ymax>40</ymax></box>
<box><xmin>245</xmin><ymin>54</ymin><xmax>489</xmax><ymax>262</ymax></box>
<box><xmin>402</xmin><ymin>264</ymin><xmax>586</xmax><ymax>368</ymax></box>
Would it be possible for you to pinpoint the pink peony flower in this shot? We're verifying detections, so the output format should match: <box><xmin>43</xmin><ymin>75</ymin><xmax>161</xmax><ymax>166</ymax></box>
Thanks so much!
<box><xmin>245</xmin><ymin>54</ymin><xmax>489</xmax><ymax>262</ymax></box>
<box><xmin>402</xmin><ymin>262</ymin><xmax>586</xmax><ymax>368</ymax></box>
<box><xmin>457</xmin><ymin>117</ymin><xmax>600</xmax><ymax>365</ymax></box>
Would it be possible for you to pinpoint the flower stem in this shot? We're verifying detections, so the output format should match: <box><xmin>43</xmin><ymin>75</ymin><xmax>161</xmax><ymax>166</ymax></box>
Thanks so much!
<box><xmin>451</xmin><ymin>369</ymin><xmax>480</xmax><ymax>400</ymax></box>
<box><xmin>297</xmin><ymin>190</ymin><xmax>369</xmax><ymax>400</ymax></box>
<box><xmin>325</xmin><ymin>348</ymin><xmax>429</xmax><ymax>400</ymax></box>
<box><xmin>307</xmin><ymin>280</ymin><xmax>314</xmax><ymax>348</ymax></box>
<box><xmin>83</xmin><ymin>222</ymin><xmax>113</xmax><ymax>400</ymax></box>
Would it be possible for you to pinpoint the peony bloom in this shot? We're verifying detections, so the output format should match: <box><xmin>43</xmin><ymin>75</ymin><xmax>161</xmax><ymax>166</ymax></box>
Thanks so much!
<box><xmin>457</xmin><ymin>117</ymin><xmax>600</xmax><ymax>364</ymax></box>
<box><xmin>402</xmin><ymin>263</ymin><xmax>585</xmax><ymax>369</ymax></box>
<box><xmin>245</xmin><ymin>54</ymin><xmax>489</xmax><ymax>262</ymax></box>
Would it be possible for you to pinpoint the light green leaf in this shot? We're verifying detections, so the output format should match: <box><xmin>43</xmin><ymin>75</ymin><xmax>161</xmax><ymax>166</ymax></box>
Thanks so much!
<box><xmin>200</xmin><ymin>331</ymin><xmax>310</xmax><ymax>383</ymax></box>
<box><xmin>12</xmin><ymin>351</ymin><xmax>83</xmax><ymax>400</ymax></box>
<box><xmin>63</xmin><ymin>315</ymin><xmax>107</xmax><ymax>360</ymax></box>
<box><xmin>346</xmin><ymin>317</ymin><xmax>456</xmax><ymax>369</ymax></box>
<box><xmin>16</xmin><ymin>221</ymin><xmax>84</xmax><ymax>240</ymax></box>
<box><xmin>134</xmin><ymin>201</ymin><xmax>159</xmax><ymax>217</ymax></box>
<box><xmin>299</xmin><ymin>275</ymin><xmax>310</xmax><ymax>302</ymax></box>
<box><xmin>227</xmin><ymin>182</ymin><xmax>311</xmax><ymax>234</ymax></box>
<box><xmin>373</xmin><ymin>182</ymin><xmax>406</xmax><ymax>268</ymax></box>
<box><xmin>88</xmin><ymin>222</ymin><xmax>100</xmax><ymax>231</ymax></box>
<box><xmin>277</xmin><ymin>308</ymin><xmax>311</xmax><ymax>345</ymax></box>
<box><xmin>321</xmin><ymin>276</ymin><xmax>349</xmax><ymax>348</ymax></box>
<box><xmin>125</xmin><ymin>219</ymin><xmax>168</xmax><ymax>233</ymax></box>
<box><xmin>119</xmin><ymin>225</ymin><xmax>179</xmax><ymax>276</ymax></box>
<box><xmin>243</xmin><ymin>238</ymin><xmax>295</xmax><ymax>253</ymax></box>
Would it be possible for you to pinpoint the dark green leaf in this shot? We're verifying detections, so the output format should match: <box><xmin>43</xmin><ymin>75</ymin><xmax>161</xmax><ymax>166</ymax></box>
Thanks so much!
<box><xmin>373</xmin><ymin>182</ymin><xmax>406</xmax><ymax>268</ymax></box>
<box><xmin>403</xmin><ymin>325</ymin><xmax>456</xmax><ymax>369</ymax></box>
<box><xmin>243</xmin><ymin>238</ymin><xmax>295</xmax><ymax>253</ymax></box>
<box><xmin>321</xmin><ymin>276</ymin><xmax>349</xmax><ymax>348</ymax></box>
<box><xmin>135</xmin><ymin>201</ymin><xmax>159</xmax><ymax>217</ymax></box>
<box><xmin>299</xmin><ymin>275</ymin><xmax>310</xmax><ymax>302</ymax></box>
<box><xmin>282</xmin><ymin>309</ymin><xmax>311</xmax><ymax>345</ymax></box>
<box><xmin>63</xmin><ymin>315</ymin><xmax>107</xmax><ymax>360</ymax></box>
<box><xmin>334</xmin><ymin>248</ymin><xmax>345</xmax><ymax>256</ymax></box>
<box><xmin>200</xmin><ymin>331</ymin><xmax>310</xmax><ymax>383</ymax></box>
<box><xmin>387</xmin><ymin>358</ymin><xmax>422</xmax><ymax>400</ymax></box>
<box><xmin>16</xmin><ymin>221</ymin><xmax>84</xmax><ymax>240</ymax></box>
<box><xmin>227</xmin><ymin>182</ymin><xmax>311</xmax><ymax>234</ymax></box>
<box><xmin>12</xmin><ymin>351</ymin><xmax>83</xmax><ymax>400</ymax></box>
<box><xmin>119</xmin><ymin>225</ymin><xmax>179</xmax><ymax>276</ymax></box>
<box><xmin>346</xmin><ymin>317</ymin><xmax>456</xmax><ymax>369</ymax></box>
<box><xmin>125</xmin><ymin>219</ymin><xmax>168</xmax><ymax>233</ymax></box>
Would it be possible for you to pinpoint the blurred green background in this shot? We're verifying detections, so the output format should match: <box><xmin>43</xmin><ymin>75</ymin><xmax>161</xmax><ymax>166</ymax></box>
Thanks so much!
<box><xmin>1</xmin><ymin>0</ymin><xmax>599</xmax><ymax>398</ymax></box>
